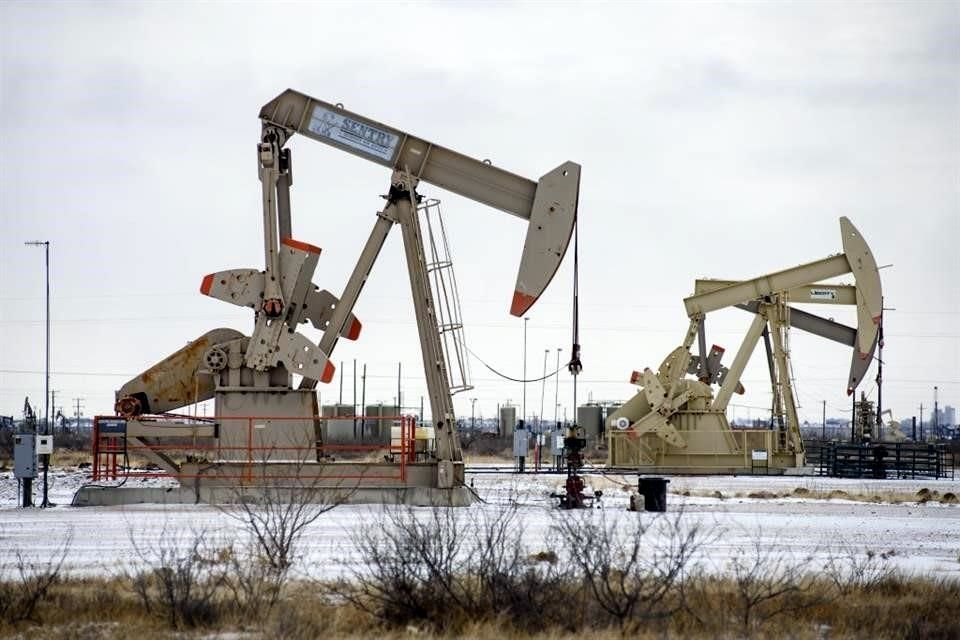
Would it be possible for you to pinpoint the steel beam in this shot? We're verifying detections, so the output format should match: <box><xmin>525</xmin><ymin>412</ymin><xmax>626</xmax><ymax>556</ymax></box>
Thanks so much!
<box><xmin>696</xmin><ymin>279</ymin><xmax>857</xmax><ymax>305</ymax></box>
<box><xmin>684</xmin><ymin>255</ymin><xmax>851</xmax><ymax>317</ymax></box>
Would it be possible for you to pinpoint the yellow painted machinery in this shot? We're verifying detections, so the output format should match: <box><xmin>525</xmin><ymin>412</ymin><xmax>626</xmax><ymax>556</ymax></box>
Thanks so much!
<box><xmin>607</xmin><ymin>217</ymin><xmax>883</xmax><ymax>474</ymax></box>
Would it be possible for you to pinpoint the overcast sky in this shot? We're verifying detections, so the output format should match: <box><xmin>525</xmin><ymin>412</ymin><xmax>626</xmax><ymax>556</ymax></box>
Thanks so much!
<box><xmin>1</xmin><ymin>1</ymin><xmax>957</xmax><ymax>428</ymax></box>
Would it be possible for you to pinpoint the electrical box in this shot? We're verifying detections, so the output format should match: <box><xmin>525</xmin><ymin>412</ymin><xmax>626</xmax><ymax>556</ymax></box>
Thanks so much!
<box><xmin>513</xmin><ymin>429</ymin><xmax>529</xmax><ymax>457</ymax></box>
<box><xmin>14</xmin><ymin>434</ymin><xmax>37</xmax><ymax>479</ymax></box>
<box><xmin>37</xmin><ymin>434</ymin><xmax>53</xmax><ymax>455</ymax></box>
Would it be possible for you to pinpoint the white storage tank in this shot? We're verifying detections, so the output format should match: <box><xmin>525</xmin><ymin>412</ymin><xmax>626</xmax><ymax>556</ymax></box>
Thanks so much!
<box><xmin>322</xmin><ymin>403</ymin><xmax>358</xmax><ymax>444</ymax></box>
<box><xmin>577</xmin><ymin>405</ymin><xmax>604</xmax><ymax>442</ymax></box>
<box><xmin>363</xmin><ymin>404</ymin><xmax>399</xmax><ymax>445</ymax></box>
<box><xmin>499</xmin><ymin>405</ymin><xmax>517</xmax><ymax>437</ymax></box>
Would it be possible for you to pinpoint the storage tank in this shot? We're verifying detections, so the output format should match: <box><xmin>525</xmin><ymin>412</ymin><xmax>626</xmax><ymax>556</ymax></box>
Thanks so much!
<box><xmin>499</xmin><ymin>405</ymin><xmax>517</xmax><ymax>437</ymax></box>
<box><xmin>322</xmin><ymin>403</ymin><xmax>358</xmax><ymax>444</ymax></box>
<box><xmin>577</xmin><ymin>405</ymin><xmax>604</xmax><ymax>442</ymax></box>
<box><xmin>363</xmin><ymin>404</ymin><xmax>399</xmax><ymax>445</ymax></box>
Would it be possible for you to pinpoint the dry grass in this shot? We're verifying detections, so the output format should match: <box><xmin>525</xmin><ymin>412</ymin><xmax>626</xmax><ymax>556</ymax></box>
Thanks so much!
<box><xmin>50</xmin><ymin>450</ymin><xmax>92</xmax><ymax>467</ymax></box>
<box><xmin>675</xmin><ymin>484</ymin><xmax>960</xmax><ymax>505</ymax></box>
<box><xmin>2</xmin><ymin>573</ymin><xmax>958</xmax><ymax>639</ymax></box>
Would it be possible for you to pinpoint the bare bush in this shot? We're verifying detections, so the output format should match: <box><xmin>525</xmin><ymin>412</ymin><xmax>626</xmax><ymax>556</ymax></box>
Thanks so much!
<box><xmin>721</xmin><ymin>534</ymin><xmax>821</xmax><ymax>638</ymax></box>
<box><xmin>552</xmin><ymin>508</ymin><xmax>702</xmax><ymax>633</ymax></box>
<box><xmin>216</xmin><ymin>453</ymin><xmax>349</xmax><ymax>619</ymax></box>
<box><xmin>469</xmin><ymin>499</ymin><xmax>573</xmax><ymax>631</ymax></box>
<box><xmin>0</xmin><ymin>528</ymin><xmax>73</xmax><ymax>624</ymax></box>
<box><xmin>336</xmin><ymin>497</ymin><xmax>571</xmax><ymax>633</ymax></box>
<box><xmin>336</xmin><ymin>503</ymin><xmax>463</xmax><ymax>629</ymax></box>
<box><xmin>128</xmin><ymin>526</ymin><xmax>227</xmax><ymax>629</ymax></box>
<box><xmin>824</xmin><ymin>542</ymin><xmax>898</xmax><ymax>596</ymax></box>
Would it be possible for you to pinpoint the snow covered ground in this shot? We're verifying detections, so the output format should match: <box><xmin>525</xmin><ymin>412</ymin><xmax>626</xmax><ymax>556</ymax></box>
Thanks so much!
<box><xmin>1</xmin><ymin>468</ymin><xmax>958</xmax><ymax>580</ymax></box>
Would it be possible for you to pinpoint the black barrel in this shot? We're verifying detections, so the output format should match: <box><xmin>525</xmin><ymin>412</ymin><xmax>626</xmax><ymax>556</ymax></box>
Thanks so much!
<box><xmin>638</xmin><ymin>477</ymin><xmax>670</xmax><ymax>512</ymax></box>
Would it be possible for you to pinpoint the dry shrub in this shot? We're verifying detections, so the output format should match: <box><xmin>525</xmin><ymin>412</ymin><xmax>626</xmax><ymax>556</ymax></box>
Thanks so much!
<box><xmin>335</xmin><ymin>498</ymin><xmax>572</xmax><ymax>634</ymax></box>
<box><xmin>824</xmin><ymin>542</ymin><xmax>898</xmax><ymax>596</ymax></box>
<box><xmin>2</xmin><ymin>565</ymin><xmax>959</xmax><ymax>638</ymax></box>
<box><xmin>12</xmin><ymin>621</ymin><xmax>172</xmax><ymax>640</ymax></box>
<box><xmin>818</xmin><ymin>575</ymin><xmax>960</xmax><ymax>640</ymax></box>
<box><xmin>214</xmin><ymin>452</ymin><xmax>349</xmax><ymax>621</ymax></box>
<box><xmin>551</xmin><ymin>508</ymin><xmax>704</xmax><ymax>634</ymax></box>
<box><xmin>127</xmin><ymin>527</ymin><xmax>227</xmax><ymax>629</ymax></box>
<box><xmin>684</xmin><ymin>532</ymin><xmax>821</xmax><ymax>638</ymax></box>
<box><xmin>0</xmin><ymin>528</ymin><xmax>72</xmax><ymax>626</ymax></box>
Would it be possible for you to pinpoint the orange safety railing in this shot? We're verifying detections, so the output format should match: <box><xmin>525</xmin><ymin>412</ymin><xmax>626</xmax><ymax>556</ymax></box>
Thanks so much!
<box><xmin>92</xmin><ymin>413</ymin><xmax>419</xmax><ymax>483</ymax></box>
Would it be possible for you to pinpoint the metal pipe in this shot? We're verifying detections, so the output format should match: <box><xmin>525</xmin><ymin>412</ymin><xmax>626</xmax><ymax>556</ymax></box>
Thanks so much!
<box><xmin>540</xmin><ymin>349</ymin><xmax>549</xmax><ymax>431</ymax></box>
<box><xmin>554</xmin><ymin>347</ymin><xmax>562</xmax><ymax>425</ymax></box>
<box><xmin>353</xmin><ymin>359</ymin><xmax>357</xmax><ymax>439</ymax></box>
<box><xmin>25</xmin><ymin>240</ymin><xmax>50</xmax><ymax>508</ymax></box>
<box><xmin>522</xmin><ymin>317</ymin><xmax>528</xmax><ymax>425</ymax></box>
<box><xmin>361</xmin><ymin>363</ymin><xmax>366</xmax><ymax>443</ymax></box>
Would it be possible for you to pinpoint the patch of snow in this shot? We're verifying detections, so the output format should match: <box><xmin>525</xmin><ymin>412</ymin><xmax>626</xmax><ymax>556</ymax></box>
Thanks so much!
<box><xmin>1</xmin><ymin>469</ymin><xmax>958</xmax><ymax>580</ymax></box>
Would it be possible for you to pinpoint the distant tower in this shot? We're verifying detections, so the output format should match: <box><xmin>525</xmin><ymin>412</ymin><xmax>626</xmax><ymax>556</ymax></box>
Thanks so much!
<box><xmin>933</xmin><ymin>386</ymin><xmax>939</xmax><ymax>438</ymax></box>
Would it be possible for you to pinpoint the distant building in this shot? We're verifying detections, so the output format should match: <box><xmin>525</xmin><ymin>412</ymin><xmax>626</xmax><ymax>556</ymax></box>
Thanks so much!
<box><xmin>944</xmin><ymin>405</ymin><xmax>956</xmax><ymax>428</ymax></box>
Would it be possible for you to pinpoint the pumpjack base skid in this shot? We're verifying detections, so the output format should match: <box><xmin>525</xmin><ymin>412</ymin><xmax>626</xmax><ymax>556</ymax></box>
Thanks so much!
<box><xmin>80</xmin><ymin>409</ymin><xmax>477</xmax><ymax>507</ymax></box>
<box><xmin>73</xmin><ymin>455</ymin><xmax>476</xmax><ymax>507</ymax></box>
<box><xmin>72</xmin><ymin>481</ymin><xmax>477</xmax><ymax>507</ymax></box>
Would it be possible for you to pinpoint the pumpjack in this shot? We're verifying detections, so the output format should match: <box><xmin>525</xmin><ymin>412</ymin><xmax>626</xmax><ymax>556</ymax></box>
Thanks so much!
<box><xmin>607</xmin><ymin>218</ymin><xmax>883</xmax><ymax>474</ymax></box>
<box><xmin>75</xmin><ymin>89</ymin><xmax>580</xmax><ymax>506</ymax></box>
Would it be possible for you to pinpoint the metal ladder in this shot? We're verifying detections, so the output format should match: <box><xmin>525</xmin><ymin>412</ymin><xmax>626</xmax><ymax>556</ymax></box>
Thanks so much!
<box><xmin>418</xmin><ymin>198</ymin><xmax>474</xmax><ymax>396</ymax></box>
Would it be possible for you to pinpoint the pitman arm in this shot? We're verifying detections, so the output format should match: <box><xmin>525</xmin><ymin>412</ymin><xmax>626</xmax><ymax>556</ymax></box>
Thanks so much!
<box><xmin>259</xmin><ymin>89</ymin><xmax>580</xmax><ymax>317</ymax></box>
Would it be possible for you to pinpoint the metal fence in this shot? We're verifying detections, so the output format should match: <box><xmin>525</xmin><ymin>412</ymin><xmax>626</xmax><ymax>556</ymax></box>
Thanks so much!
<box><xmin>804</xmin><ymin>441</ymin><xmax>955</xmax><ymax>479</ymax></box>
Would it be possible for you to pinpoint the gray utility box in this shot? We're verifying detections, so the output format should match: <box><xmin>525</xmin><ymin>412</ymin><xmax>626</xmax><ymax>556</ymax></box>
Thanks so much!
<box><xmin>513</xmin><ymin>429</ymin><xmax>529</xmax><ymax>457</ymax></box>
<box><xmin>14</xmin><ymin>434</ymin><xmax>38</xmax><ymax>479</ymax></box>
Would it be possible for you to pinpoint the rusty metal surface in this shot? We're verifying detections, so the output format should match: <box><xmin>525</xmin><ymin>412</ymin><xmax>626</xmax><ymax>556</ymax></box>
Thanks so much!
<box><xmin>117</xmin><ymin>328</ymin><xmax>244</xmax><ymax>416</ymax></box>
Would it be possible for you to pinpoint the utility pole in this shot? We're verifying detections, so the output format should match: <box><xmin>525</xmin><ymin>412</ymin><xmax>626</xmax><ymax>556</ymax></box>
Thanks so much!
<box><xmin>50</xmin><ymin>390</ymin><xmax>58</xmax><ymax>428</ymax></box>
<box><xmin>934</xmin><ymin>386</ymin><xmax>939</xmax><ymax>439</ymax></box>
<box><xmin>360</xmin><ymin>363</ymin><xmax>366</xmax><ymax>442</ymax></box>
<box><xmin>919</xmin><ymin>403</ymin><xmax>924</xmax><ymax>441</ymax></box>
<box><xmin>822</xmin><ymin>400</ymin><xmax>827</xmax><ymax>440</ymax></box>
<box><xmin>554</xmin><ymin>347</ymin><xmax>562</xmax><ymax>425</ymax></box>
<box><xmin>522</xmin><ymin>317</ymin><xmax>529</xmax><ymax>426</ymax></box>
<box><xmin>470</xmin><ymin>397</ymin><xmax>477</xmax><ymax>429</ymax></box>
<box><xmin>74</xmin><ymin>397</ymin><xmax>84</xmax><ymax>432</ymax></box>
<box><xmin>352</xmin><ymin>358</ymin><xmax>357</xmax><ymax>439</ymax></box>
<box><xmin>539</xmin><ymin>348</ymin><xmax>549</xmax><ymax>432</ymax></box>
<box><xmin>25</xmin><ymin>240</ymin><xmax>50</xmax><ymax>509</ymax></box>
